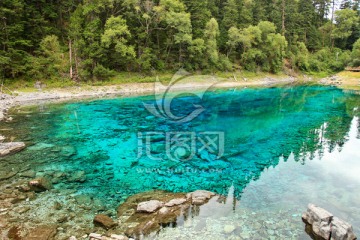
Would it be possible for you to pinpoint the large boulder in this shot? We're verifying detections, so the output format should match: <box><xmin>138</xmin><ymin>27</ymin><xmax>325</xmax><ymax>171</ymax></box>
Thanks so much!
<box><xmin>28</xmin><ymin>177</ymin><xmax>53</xmax><ymax>192</ymax></box>
<box><xmin>302</xmin><ymin>204</ymin><xmax>356</xmax><ymax>240</ymax></box>
<box><xmin>93</xmin><ymin>214</ymin><xmax>117</xmax><ymax>230</ymax></box>
<box><xmin>0</xmin><ymin>142</ymin><xmax>26</xmax><ymax>157</ymax></box>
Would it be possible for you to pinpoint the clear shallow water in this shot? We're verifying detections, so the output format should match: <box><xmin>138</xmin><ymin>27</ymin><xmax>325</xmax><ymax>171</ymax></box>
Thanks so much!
<box><xmin>1</xmin><ymin>85</ymin><xmax>360</xmax><ymax>239</ymax></box>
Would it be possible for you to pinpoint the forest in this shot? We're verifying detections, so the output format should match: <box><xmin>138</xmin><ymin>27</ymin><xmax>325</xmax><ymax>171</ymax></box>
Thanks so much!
<box><xmin>0</xmin><ymin>0</ymin><xmax>360</xmax><ymax>82</ymax></box>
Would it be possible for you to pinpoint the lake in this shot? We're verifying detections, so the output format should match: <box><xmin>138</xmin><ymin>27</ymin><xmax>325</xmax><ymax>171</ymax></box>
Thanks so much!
<box><xmin>0</xmin><ymin>85</ymin><xmax>359</xmax><ymax>239</ymax></box>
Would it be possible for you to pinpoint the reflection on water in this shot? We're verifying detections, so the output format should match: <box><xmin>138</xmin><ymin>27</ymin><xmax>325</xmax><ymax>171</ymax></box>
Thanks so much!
<box><xmin>151</xmin><ymin>117</ymin><xmax>360</xmax><ymax>239</ymax></box>
<box><xmin>0</xmin><ymin>85</ymin><xmax>360</xmax><ymax>239</ymax></box>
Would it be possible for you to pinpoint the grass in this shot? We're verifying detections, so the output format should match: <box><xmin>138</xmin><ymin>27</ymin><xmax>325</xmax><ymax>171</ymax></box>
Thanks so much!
<box><xmin>2</xmin><ymin>70</ymin><xmax>357</xmax><ymax>93</ymax></box>
<box><xmin>337</xmin><ymin>71</ymin><xmax>360</xmax><ymax>90</ymax></box>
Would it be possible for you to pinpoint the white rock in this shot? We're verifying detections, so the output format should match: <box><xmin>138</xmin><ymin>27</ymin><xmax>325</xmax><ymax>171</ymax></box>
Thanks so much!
<box><xmin>158</xmin><ymin>207</ymin><xmax>170</xmax><ymax>215</ymax></box>
<box><xmin>0</xmin><ymin>142</ymin><xmax>26</xmax><ymax>157</ymax></box>
<box><xmin>69</xmin><ymin>236</ymin><xmax>77</xmax><ymax>240</ymax></box>
<box><xmin>188</xmin><ymin>190</ymin><xmax>215</xmax><ymax>205</ymax></box>
<box><xmin>331</xmin><ymin>217</ymin><xmax>357</xmax><ymax>240</ymax></box>
<box><xmin>137</xmin><ymin>200</ymin><xmax>164</xmax><ymax>213</ymax></box>
<box><xmin>110</xmin><ymin>234</ymin><xmax>129</xmax><ymax>240</ymax></box>
<box><xmin>89</xmin><ymin>233</ymin><xmax>102</xmax><ymax>240</ymax></box>
<box><xmin>165</xmin><ymin>198</ymin><xmax>187</xmax><ymax>207</ymax></box>
<box><xmin>302</xmin><ymin>204</ymin><xmax>357</xmax><ymax>240</ymax></box>
<box><xmin>223</xmin><ymin>225</ymin><xmax>236</xmax><ymax>233</ymax></box>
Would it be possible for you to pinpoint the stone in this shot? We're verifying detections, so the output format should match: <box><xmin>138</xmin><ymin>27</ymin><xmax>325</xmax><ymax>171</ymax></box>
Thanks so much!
<box><xmin>74</xmin><ymin>194</ymin><xmax>92</xmax><ymax>205</ymax></box>
<box><xmin>93</xmin><ymin>214</ymin><xmax>117</xmax><ymax>230</ymax></box>
<box><xmin>110</xmin><ymin>234</ymin><xmax>129</xmax><ymax>240</ymax></box>
<box><xmin>28</xmin><ymin>177</ymin><xmax>53</xmax><ymax>192</ymax></box>
<box><xmin>187</xmin><ymin>190</ymin><xmax>215</xmax><ymax>205</ymax></box>
<box><xmin>0</xmin><ymin>142</ymin><xmax>26</xmax><ymax>157</ymax></box>
<box><xmin>26</xmin><ymin>225</ymin><xmax>57</xmax><ymax>240</ymax></box>
<box><xmin>331</xmin><ymin>217</ymin><xmax>357</xmax><ymax>240</ymax></box>
<box><xmin>164</xmin><ymin>198</ymin><xmax>187</xmax><ymax>207</ymax></box>
<box><xmin>68</xmin><ymin>171</ymin><xmax>86</xmax><ymax>182</ymax></box>
<box><xmin>20</xmin><ymin>170</ymin><xmax>36</xmax><ymax>178</ymax></box>
<box><xmin>69</xmin><ymin>236</ymin><xmax>77</xmax><ymax>240</ymax></box>
<box><xmin>136</xmin><ymin>200</ymin><xmax>164</xmax><ymax>213</ymax></box>
<box><xmin>302</xmin><ymin>204</ymin><xmax>357</xmax><ymax>240</ymax></box>
<box><xmin>223</xmin><ymin>225</ymin><xmax>236</xmax><ymax>234</ymax></box>
<box><xmin>7</xmin><ymin>226</ymin><xmax>22</xmax><ymax>240</ymax></box>
<box><xmin>0</xmin><ymin>135</ymin><xmax>5</xmax><ymax>141</ymax></box>
<box><xmin>89</xmin><ymin>233</ymin><xmax>102</xmax><ymax>240</ymax></box>
<box><xmin>0</xmin><ymin>170</ymin><xmax>18</xmax><ymax>181</ymax></box>
<box><xmin>158</xmin><ymin>207</ymin><xmax>170</xmax><ymax>215</ymax></box>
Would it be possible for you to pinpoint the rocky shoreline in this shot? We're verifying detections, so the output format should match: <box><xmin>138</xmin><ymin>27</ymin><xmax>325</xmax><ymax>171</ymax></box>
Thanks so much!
<box><xmin>0</xmin><ymin>76</ymin><xmax>300</xmax><ymax>122</ymax></box>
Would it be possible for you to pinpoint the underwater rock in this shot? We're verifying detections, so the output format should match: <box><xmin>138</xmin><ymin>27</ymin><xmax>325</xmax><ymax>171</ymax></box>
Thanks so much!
<box><xmin>88</xmin><ymin>233</ymin><xmax>129</xmax><ymax>240</ymax></box>
<box><xmin>117</xmin><ymin>190</ymin><xmax>216</xmax><ymax>238</ymax></box>
<box><xmin>0</xmin><ymin>142</ymin><xmax>26</xmax><ymax>157</ymax></box>
<box><xmin>68</xmin><ymin>170</ymin><xmax>86</xmax><ymax>182</ymax></box>
<box><xmin>26</xmin><ymin>225</ymin><xmax>57</xmax><ymax>240</ymax></box>
<box><xmin>302</xmin><ymin>204</ymin><xmax>356</xmax><ymax>240</ymax></box>
<box><xmin>187</xmin><ymin>190</ymin><xmax>216</xmax><ymax>205</ymax></box>
<box><xmin>7</xmin><ymin>226</ymin><xmax>22</xmax><ymax>240</ymax></box>
<box><xmin>61</xmin><ymin>145</ymin><xmax>77</xmax><ymax>157</ymax></box>
<box><xmin>110</xmin><ymin>234</ymin><xmax>129</xmax><ymax>240</ymax></box>
<box><xmin>28</xmin><ymin>177</ymin><xmax>53</xmax><ymax>192</ymax></box>
<box><xmin>27</xmin><ymin>143</ymin><xmax>54</xmax><ymax>151</ymax></box>
<box><xmin>0</xmin><ymin>170</ymin><xmax>18</xmax><ymax>181</ymax></box>
<box><xmin>74</xmin><ymin>194</ymin><xmax>92</xmax><ymax>205</ymax></box>
<box><xmin>19</xmin><ymin>170</ymin><xmax>36</xmax><ymax>178</ymax></box>
<box><xmin>137</xmin><ymin>200</ymin><xmax>164</xmax><ymax>213</ymax></box>
<box><xmin>223</xmin><ymin>225</ymin><xmax>236</xmax><ymax>234</ymax></box>
<box><xmin>93</xmin><ymin>214</ymin><xmax>117</xmax><ymax>230</ymax></box>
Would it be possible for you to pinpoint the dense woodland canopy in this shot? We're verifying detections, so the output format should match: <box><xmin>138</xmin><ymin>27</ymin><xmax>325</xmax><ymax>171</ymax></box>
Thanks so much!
<box><xmin>0</xmin><ymin>0</ymin><xmax>360</xmax><ymax>81</ymax></box>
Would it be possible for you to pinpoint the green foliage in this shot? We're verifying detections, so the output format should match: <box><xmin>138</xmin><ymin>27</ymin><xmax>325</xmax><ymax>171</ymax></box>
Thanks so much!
<box><xmin>101</xmin><ymin>16</ymin><xmax>135</xmax><ymax>57</ymax></box>
<box><xmin>308</xmin><ymin>47</ymin><xmax>351</xmax><ymax>72</ymax></box>
<box><xmin>332</xmin><ymin>9</ymin><xmax>359</xmax><ymax>41</ymax></box>
<box><xmin>204</xmin><ymin>18</ymin><xmax>220</xmax><ymax>67</ymax></box>
<box><xmin>1</xmin><ymin>0</ymin><xmax>360</xmax><ymax>83</ymax></box>
<box><xmin>350</xmin><ymin>38</ymin><xmax>360</xmax><ymax>66</ymax></box>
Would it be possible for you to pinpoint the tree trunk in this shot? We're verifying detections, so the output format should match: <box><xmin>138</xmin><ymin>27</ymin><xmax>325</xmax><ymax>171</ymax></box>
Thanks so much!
<box><xmin>69</xmin><ymin>39</ymin><xmax>73</xmax><ymax>80</ymax></box>
<box><xmin>330</xmin><ymin>0</ymin><xmax>335</xmax><ymax>50</ymax></box>
<box><xmin>282</xmin><ymin>0</ymin><xmax>286</xmax><ymax>36</ymax></box>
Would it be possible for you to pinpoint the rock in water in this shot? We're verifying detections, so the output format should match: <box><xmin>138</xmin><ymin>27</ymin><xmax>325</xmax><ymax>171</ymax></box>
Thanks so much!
<box><xmin>164</xmin><ymin>198</ymin><xmax>187</xmax><ymax>207</ymax></box>
<box><xmin>93</xmin><ymin>214</ymin><xmax>117</xmax><ymax>230</ymax></box>
<box><xmin>187</xmin><ymin>190</ymin><xmax>215</xmax><ymax>205</ymax></box>
<box><xmin>28</xmin><ymin>178</ymin><xmax>53</xmax><ymax>192</ymax></box>
<box><xmin>302</xmin><ymin>204</ymin><xmax>356</xmax><ymax>240</ymax></box>
<box><xmin>136</xmin><ymin>200</ymin><xmax>164</xmax><ymax>213</ymax></box>
<box><xmin>0</xmin><ymin>142</ymin><xmax>26</xmax><ymax>157</ymax></box>
<box><xmin>331</xmin><ymin>217</ymin><xmax>357</xmax><ymax>240</ymax></box>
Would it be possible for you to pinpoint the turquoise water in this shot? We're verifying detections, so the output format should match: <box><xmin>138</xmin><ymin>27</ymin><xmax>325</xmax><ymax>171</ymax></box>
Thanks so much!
<box><xmin>1</xmin><ymin>85</ymin><xmax>360</xmax><ymax>239</ymax></box>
